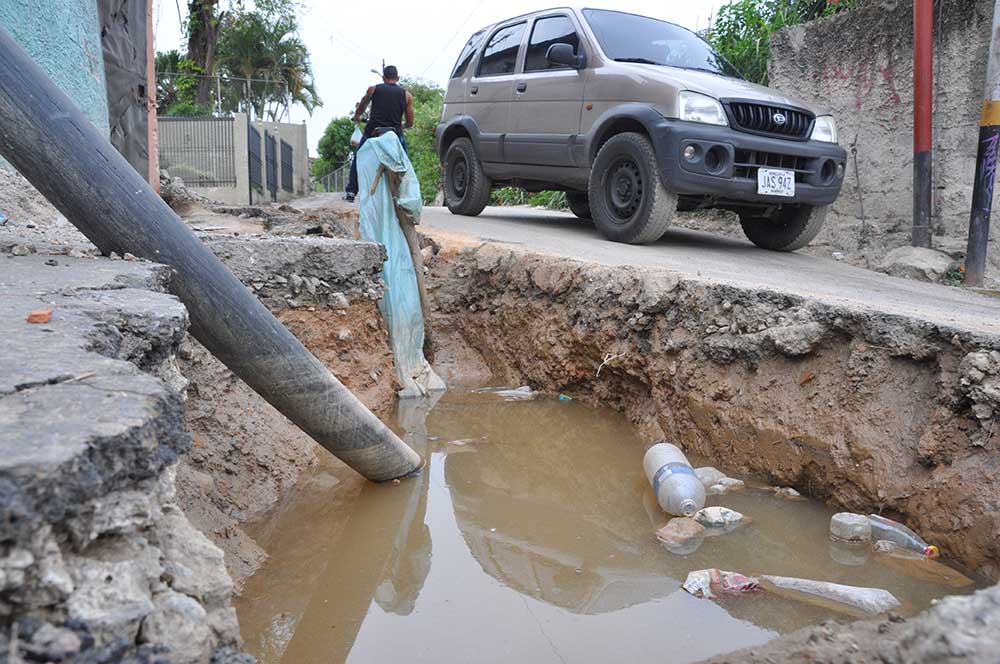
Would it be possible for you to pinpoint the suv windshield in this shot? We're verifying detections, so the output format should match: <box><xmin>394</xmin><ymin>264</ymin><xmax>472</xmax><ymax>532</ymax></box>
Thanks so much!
<box><xmin>582</xmin><ymin>9</ymin><xmax>740</xmax><ymax>78</ymax></box>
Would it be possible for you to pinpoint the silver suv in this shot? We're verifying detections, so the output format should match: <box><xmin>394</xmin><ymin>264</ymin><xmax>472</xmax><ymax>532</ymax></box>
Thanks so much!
<box><xmin>435</xmin><ymin>7</ymin><xmax>846</xmax><ymax>250</ymax></box>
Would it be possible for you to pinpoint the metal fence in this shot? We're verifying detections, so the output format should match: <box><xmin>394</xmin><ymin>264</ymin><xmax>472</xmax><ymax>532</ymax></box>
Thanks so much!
<box><xmin>248</xmin><ymin>124</ymin><xmax>262</xmax><ymax>190</ymax></box>
<box><xmin>158</xmin><ymin>117</ymin><xmax>237</xmax><ymax>187</ymax></box>
<box><xmin>264</xmin><ymin>131</ymin><xmax>277</xmax><ymax>201</ymax></box>
<box><xmin>312</xmin><ymin>159</ymin><xmax>352</xmax><ymax>193</ymax></box>
<box><xmin>280</xmin><ymin>139</ymin><xmax>293</xmax><ymax>193</ymax></box>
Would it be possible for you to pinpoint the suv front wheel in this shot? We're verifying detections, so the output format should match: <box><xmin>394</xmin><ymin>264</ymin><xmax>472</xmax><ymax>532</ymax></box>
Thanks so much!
<box><xmin>739</xmin><ymin>204</ymin><xmax>828</xmax><ymax>251</ymax></box>
<box><xmin>443</xmin><ymin>137</ymin><xmax>491</xmax><ymax>216</ymax></box>
<box><xmin>588</xmin><ymin>132</ymin><xmax>676</xmax><ymax>244</ymax></box>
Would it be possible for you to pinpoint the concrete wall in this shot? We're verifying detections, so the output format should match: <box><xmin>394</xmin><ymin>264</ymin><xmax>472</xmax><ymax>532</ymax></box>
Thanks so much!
<box><xmin>769</xmin><ymin>0</ymin><xmax>994</xmax><ymax>254</ymax></box>
<box><xmin>0</xmin><ymin>0</ymin><xmax>109</xmax><ymax>131</ymax></box>
<box><xmin>159</xmin><ymin>115</ymin><xmax>308</xmax><ymax>206</ymax></box>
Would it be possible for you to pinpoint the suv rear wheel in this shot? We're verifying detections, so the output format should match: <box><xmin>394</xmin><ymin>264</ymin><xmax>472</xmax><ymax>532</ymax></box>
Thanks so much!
<box><xmin>739</xmin><ymin>204</ymin><xmax>828</xmax><ymax>251</ymax></box>
<box><xmin>443</xmin><ymin>137</ymin><xmax>491</xmax><ymax>216</ymax></box>
<box><xmin>589</xmin><ymin>132</ymin><xmax>676</xmax><ymax>244</ymax></box>
<box><xmin>566</xmin><ymin>192</ymin><xmax>591</xmax><ymax>219</ymax></box>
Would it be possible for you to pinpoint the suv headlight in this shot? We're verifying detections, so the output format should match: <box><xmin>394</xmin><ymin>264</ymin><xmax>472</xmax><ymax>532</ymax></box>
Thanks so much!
<box><xmin>811</xmin><ymin>116</ymin><xmax>838</xmax><ymax>143</ymax></box>
<box><xmin>678</xmin><ymin>91</ymin><xmax>728</xmax><ymax>127</ymax></box>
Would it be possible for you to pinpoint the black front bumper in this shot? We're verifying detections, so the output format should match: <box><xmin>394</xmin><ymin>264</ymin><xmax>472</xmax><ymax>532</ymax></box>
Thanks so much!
<box><xmin>649</xmin><ymin>119</ymin><xmax>848</xmax><ymax>207</ymax></box>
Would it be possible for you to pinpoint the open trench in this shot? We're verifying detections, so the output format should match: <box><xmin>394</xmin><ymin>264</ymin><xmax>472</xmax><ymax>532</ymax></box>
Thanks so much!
<box><xmin>169</xmin><ymin>205</ymin><xmax>1000</xmax><ymax>662</ymax></box>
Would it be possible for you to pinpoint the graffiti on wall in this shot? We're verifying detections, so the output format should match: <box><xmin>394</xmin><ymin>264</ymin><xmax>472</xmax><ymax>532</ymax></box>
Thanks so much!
<box><xmin>822</xmin><ymin>61</ymin><xmax>902</xmax><ymax>111</ymax></box>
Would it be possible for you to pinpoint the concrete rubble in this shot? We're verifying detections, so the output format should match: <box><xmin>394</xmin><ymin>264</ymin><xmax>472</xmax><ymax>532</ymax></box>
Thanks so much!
<box><xmin>0</xmin><ymin>237</ymin><xmax>247</xmax><ymax>661</ymax></box>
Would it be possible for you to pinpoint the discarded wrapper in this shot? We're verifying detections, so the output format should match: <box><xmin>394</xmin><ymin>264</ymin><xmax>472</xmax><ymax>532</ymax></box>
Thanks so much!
<box><xmin>683</xmin><ymin>568</ymin><xmax>760</xmax><ymax>599</ymax></box>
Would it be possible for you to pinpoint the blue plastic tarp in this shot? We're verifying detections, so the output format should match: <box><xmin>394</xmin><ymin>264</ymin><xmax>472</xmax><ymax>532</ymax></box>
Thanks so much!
<box><xmin>356</xmin><ymin>132</ymin><xmax>444</xmax><ymax>397</ymax></box>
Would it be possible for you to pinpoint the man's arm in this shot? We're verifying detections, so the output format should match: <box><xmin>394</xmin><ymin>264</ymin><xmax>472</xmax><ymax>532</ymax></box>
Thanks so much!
<box><xmin>404</xmin><ymin>91</ymin><xmax>414</xmax><ymax>129</ymax></box>
<box><xmin>351</xmin><ymin>86</ymin><xmax>375</xmax><ymax>123</ymax></box>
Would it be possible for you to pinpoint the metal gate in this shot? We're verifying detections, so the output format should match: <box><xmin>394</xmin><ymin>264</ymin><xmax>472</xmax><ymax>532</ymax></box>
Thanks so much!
<box><xmin>158</xmin><ymin>117</ymin><xmax>237</xmax><ymax>187</ymax></box>
<box><xmin>264</xmin><ymin>131</ymin><xmax>277</xmax><ymax>201</ymax></box>
<box><xmin>248</xmin><ymin>124</ymin><xmax>262</xmax><ymax>191</ymax></box>
<box><xmin>280</xmin><ymin>139</ymin><xmax>293</xmax><ymax>193</ymax></box>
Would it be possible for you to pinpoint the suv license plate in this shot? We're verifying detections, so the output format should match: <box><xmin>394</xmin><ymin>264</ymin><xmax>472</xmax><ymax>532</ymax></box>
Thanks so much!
<box><xmin>757</xmin><ymin>168</ymin><xmax>795</xmax><ymax>197</ymax></box>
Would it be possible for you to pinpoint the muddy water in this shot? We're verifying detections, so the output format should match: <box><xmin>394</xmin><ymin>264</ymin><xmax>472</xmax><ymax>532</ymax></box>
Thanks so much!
<box><xmin>235</xmin><ymin>391</ymin><xmax>982</xmax><ymax>663</ymax></box>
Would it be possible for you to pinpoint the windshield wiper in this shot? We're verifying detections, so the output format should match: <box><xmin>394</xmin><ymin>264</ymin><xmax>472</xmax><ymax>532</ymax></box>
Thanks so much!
<box><xmin>614</xmin><ymin>57</ymin><xmax>662</xmax><ymax>65</ymax></box>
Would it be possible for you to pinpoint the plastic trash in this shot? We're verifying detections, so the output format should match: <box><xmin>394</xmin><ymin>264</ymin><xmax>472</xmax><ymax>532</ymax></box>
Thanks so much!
<box><xmin>867</xmin><ymin>514</ymin><xmax>939</xmax><ymax>558</ymax></box>
<box><xmin>873</xmin><ymin>540</ymin><xmax>974</xmax><ymax>588</ymax></box>
<box><xmin>643</xmin><ymin>443</ymin><xmax>706</xmax><ymax>517</ymax></box>
<box><xmin>493</xmin><ymin>386</ymin><xmax>536</xmax><ymax>400</ymax></box>
<box><xmin>558</xmin><ymin>394</ymin><xmax>573</xmax><ymax>401</ymax></box>
<box><xmin>717</xmin><ymin>477</ymin><xmax>744</xmax><ymax>491</ymax></box>
<box><xmin>830</xmin><ymin>512</ymin><xmax>872</xmax><ymax>543</ymax></box>
<box><xmin>761</xmin><ymin>575</ymin><xmax>900</xmax><ymax>614</ymax></box>
<box><xmin>683</xmin><ymin>569</ymin><xmax>760</xmax><ymax>599</ymax></box>
<box><xmin>350</xmin><ymin>125</ymin><xmax>363</xmax><ymax>147</ymax></box>
<box><xmin>829</xmin><ymin>539</ymin><xmax>870</xmax><ymax>566</ymax></box>
<box><xmin>694</xmin><ymin>506</ymin><xmax>745</xmax><ymax>529</ymax></box>
<box><xmin>655</xmin><ymin>517</ymin><xmax>706</xmax><ymax>555</ymax></box>
<box><xmin>694</xmin><ymin>466</ymin><xmax>726</xmax><ymax>488</ymax></box>
<box><xmin>356</xmin><ymin>132</ymin><xmax>444</xmax><ymax>397</ymax></box>
<box><xmin>772</xmin><ymin>487</ymin><xmax>803</xmax><ymax>500</ymax></box>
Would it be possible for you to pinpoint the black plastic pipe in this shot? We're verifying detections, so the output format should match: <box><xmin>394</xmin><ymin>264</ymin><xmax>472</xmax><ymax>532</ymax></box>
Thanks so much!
<box><xmin>0</xmin><ymin>27</ymin><xmax>420</xmax><ymax>481</ymax></box>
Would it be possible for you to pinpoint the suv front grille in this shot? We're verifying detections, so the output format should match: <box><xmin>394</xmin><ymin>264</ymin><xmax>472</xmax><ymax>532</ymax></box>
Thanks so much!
<box><xmin>733</xmin><ymin>149</ymin><xmax>813</xmax><ymax>183</ymax></box>
<box><xmin>727</xmin><ymin>102</ymin><xmax>813</xmax><ymax>140</ymax></box>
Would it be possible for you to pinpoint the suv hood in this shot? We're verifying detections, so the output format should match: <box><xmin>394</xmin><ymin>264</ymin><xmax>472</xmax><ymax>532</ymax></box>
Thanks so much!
<box><xmin>624</xmin><ymin>63</ymin><xmax>824</xmax><ymax>114</ymax></box>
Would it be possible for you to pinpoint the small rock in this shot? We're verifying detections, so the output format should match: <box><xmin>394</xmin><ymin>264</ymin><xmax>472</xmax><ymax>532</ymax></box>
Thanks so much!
<box><xmin>330</xmin><ymin>292</ymin><xmax>350</xmax><ymax>309</ymax></box>
<box><xmin>11</xmin><ymin>243</ymin><xmax>32</xmax><ymax>256</ymax></box>
<box><xmin>28</xmin><ymin>624</ymin><xmax>81</xmax><ymax>660</ymax></box>
<box><xmin>772</xmin><ymin>487</ymin><xmax>803</xmax><ymax>500</ymax></box>
<box><xmin>832</xmin><ymin>251</ymin><xmax>845</xmax><ymax>261</ymax></box>
<box><xmin>830</xmin><ymin>512</ymin><xmax>872</xmax><ymax>543</ymax></box>
<box><xmin>656</xmin><ymin>517</ymin><xmax>706</xmax><ymax>554</ymax></box>
<box><xmin>44</xmin><ymin>258</ymin><xmax>58</xmax><ymax>266</ymax></box>
<box><xmin>337</xmin><ymin>329</ymin><xmax>353</xmax><ymax>342</ymax></box>
<box><xmin>26</xmin><ymin>309</ymin><xmax>53</xmax><ymax>324</ymax></box>
<box><xmin>694</xmin><ymin>506</ymin><xmax>744</xmax><ymax>528</ymax></box>
<box><xmin>123</xmin><ymin>252</ymin><xmax>138</xmax><ymax>261</ymax></box>
<box><xmin>717</xmin><ymin>477</ymin><xmax>745</xmax><ymax>491</ymax></box>
<box><xmin>706</xmin><ymin>484</ymin><xmax>728</xmax><ymax>496</ymax></box>
<box><xmin>695</xmin><ymin>467</ymin><xmax>726</xmax><ymax>488</ymax></box>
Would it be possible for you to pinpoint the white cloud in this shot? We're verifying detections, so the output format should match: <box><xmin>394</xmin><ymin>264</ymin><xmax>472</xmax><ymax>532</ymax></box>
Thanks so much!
<box><xmin>153</xmin><ymin>0</ymin><xmax>726</xmax><ymax>156</ymax></box>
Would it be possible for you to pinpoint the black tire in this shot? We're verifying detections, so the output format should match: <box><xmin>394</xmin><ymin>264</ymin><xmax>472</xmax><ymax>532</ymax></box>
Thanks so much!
<box><xmin>443</xmin><ymin>137</ymin><xmax>491</xmax><ymax>216</ymax></box>
<box><xmin>566</xmin><ymin>191</ymin><xmax>591</xmax><ymax>219</ymax></box>
<box><xmin>739</xmin><ymin>204</ymin><xmax>828</xmax><ymax>251</ymax></box>
<box><xmin>588</xmin><ymin>132</ymin><xmax>676</xmax><ymax>244</ymax></box>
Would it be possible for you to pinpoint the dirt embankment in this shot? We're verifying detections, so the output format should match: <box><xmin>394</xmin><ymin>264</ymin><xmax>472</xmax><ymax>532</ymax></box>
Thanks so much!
<box><xmin>425</xmin><ymin>233</ymin><xmax>1000</xmax><ymax>582</ymax></box>
<box><xmin>175</xmin><ymin>233</ymin><xmax>398</xmax><ymax>590</ymax></box>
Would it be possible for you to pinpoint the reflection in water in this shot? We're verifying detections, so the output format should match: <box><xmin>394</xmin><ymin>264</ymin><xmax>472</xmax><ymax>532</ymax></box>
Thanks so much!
<box><xmin>236</xmin><ymin>392</ymin><xmax>982</xmax><ymax>664</ymax></box>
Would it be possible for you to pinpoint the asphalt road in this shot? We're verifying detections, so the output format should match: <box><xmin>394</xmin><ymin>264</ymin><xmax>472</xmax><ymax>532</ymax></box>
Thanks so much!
<box><xmin>416</xmin><ymin>205</ymin><xmax>1000</xmax><ymax>338</ymax></box>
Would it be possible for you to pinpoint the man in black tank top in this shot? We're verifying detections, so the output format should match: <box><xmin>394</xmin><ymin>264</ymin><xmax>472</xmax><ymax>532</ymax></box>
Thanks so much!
<box><xmin>345</xmin><ymin>65</ymin><xmax>414</xmax><ymax>200</ymax></box>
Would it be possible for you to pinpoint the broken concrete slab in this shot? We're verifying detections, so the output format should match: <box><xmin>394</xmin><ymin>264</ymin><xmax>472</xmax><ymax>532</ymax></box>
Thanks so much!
<box><xmin>879</xmin><ymin>246</ymin><xmax>958</xmax><ymax>283</ymax></box>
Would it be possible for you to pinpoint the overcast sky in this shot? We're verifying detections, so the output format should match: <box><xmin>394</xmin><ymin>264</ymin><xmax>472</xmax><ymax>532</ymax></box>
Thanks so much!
<box><xmin>153</xmin><ymin>0</ymin><xmax>725</xmax><ymax>156</ymax></box>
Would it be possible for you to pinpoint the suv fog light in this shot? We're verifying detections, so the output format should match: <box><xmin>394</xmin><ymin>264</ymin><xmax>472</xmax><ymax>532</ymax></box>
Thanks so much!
<box><xmin>683</xmin><ymin>145</ymin><xmax>697</xmax><ymax>161</ymax></box>
<box><xmin>836</xmin><ymin>163</ymin><xmax>845</xmax><ymax>179</ymax></box>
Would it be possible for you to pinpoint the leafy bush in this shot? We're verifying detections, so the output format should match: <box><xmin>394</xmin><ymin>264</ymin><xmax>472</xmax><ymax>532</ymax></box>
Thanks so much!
<box><xmin>164</xmin><ymin>101</ymin><xmax>215</xmax><ymax>117</ymax></box>
<box><xmin>313</xmin><ymin>116</ymin><xmax>356</xmax><ymax>178</ymax></box>
<box><xmin>401</xmin><ymin>77</ymin><xmax>444</xmax><ymax>205</ymax></box>
<box><xmin>706</xmin><ymin>0</ymin><xmax>862</xmax><ymax>85</ymax></box>
<box><xmin>491</xmin><ymin>188</ymin><xmax>569</xmax><ymax>210</ymax></box>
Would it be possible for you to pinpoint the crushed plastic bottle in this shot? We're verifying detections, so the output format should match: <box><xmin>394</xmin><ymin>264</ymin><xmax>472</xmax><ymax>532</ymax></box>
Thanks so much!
<box><xmin>643</xmin><ymin>442</ymin><xmax>706</xmax><ymax>517</ymax></box>
<box><xmin>868</xmin><ymin>514</ymin><xmax>939</xmax><ymax>558</ymax></box>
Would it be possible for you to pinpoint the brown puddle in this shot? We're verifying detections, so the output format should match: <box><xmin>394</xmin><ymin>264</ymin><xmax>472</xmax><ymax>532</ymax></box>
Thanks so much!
<box><xmin>235</xmin><ymin>391</ymin><xmax>984</xmax><ymax>663</ymax></box>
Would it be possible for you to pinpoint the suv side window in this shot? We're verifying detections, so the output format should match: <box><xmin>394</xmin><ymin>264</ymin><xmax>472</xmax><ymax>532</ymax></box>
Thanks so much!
<box><xmin>524</xmin><ymin>15</ymin><xmax>580</xmax><ymax>72</ymax></box>
<box><xmin>476</xmin><ymin>22</ymin><xmax>526</xmax><ymax>77</ymax></box>
<box><xmin>451</xmin><ymin>30</ymin><xmax>485</xmax><ymax>79</ymax></box>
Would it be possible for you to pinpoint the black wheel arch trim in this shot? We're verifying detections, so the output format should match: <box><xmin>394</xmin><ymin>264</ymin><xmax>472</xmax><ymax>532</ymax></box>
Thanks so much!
<box><xmin>436</xmin><ymin>116</ymin><xmax>482</xmax><ymax>160</ymax></box>
<box><xmin>584</xmin><ymin>104</ymin><xmax>668</xmax><ymax>164</ymax></box>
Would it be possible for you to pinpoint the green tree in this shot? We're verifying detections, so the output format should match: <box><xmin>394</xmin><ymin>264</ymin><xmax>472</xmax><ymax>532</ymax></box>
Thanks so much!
<box><xmin>400</xmin><ymin>77</ymin><xmax>444</xmax><ymax>204</ymax></box>
<box><xmin>313</xmin><ymin>116</ymin><xmax>357</xmax><ymax>178</ymax></box>
<box><xmin>706</xmin><ymin>0</ymin><xmax>860</xmax><ymax>85</ymax></box>
<box><xmin>216</xmin><ymin>5</ymin><xmax>321</xmax><ymax>120</ymax></box>
<box><xmin>155</xmin><ymin>50</ymin><xmax>213</xmax><ymax>116</ymax></box>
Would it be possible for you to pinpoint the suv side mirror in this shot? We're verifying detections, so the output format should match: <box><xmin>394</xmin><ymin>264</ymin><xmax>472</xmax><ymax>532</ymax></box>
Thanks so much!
<box><xmin>546</xmin><ymin>43</ymin><xmax>586</xmax><ymax>70</ymax></box>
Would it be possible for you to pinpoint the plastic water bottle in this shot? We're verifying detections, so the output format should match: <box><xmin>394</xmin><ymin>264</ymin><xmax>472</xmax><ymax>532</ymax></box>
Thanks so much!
<box><xmin>643</xmin><ymin>443</ymin><xmax>706</xmax><ymax>517</ymax></box>
<box><xmin>868</xmin><ymin>514</ymin><xmax>939</xmax><ymax>558</ymax></box>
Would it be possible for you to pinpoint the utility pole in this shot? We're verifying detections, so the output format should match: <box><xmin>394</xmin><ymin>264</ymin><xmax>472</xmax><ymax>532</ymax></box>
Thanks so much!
<box><xmin>912</xmin><ymin>0</ymin><xmax>934</xmax><ymax>248</ymax></box>
<box><xmin>965</xmin><ymin>0</ymin><xmax>1000</xmax><ymax>287</ymax></box>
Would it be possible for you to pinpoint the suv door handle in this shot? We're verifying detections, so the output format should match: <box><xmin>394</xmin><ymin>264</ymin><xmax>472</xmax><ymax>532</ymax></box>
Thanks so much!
<box><xmin>516</xmin><ymin>82</ymin><xmax>527</xmax><ymax>93</ymax></box>
<box><xmin>470</xmin><ymin>85</ymin><xmax>479</xmax><ymax>95</ymax></box>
